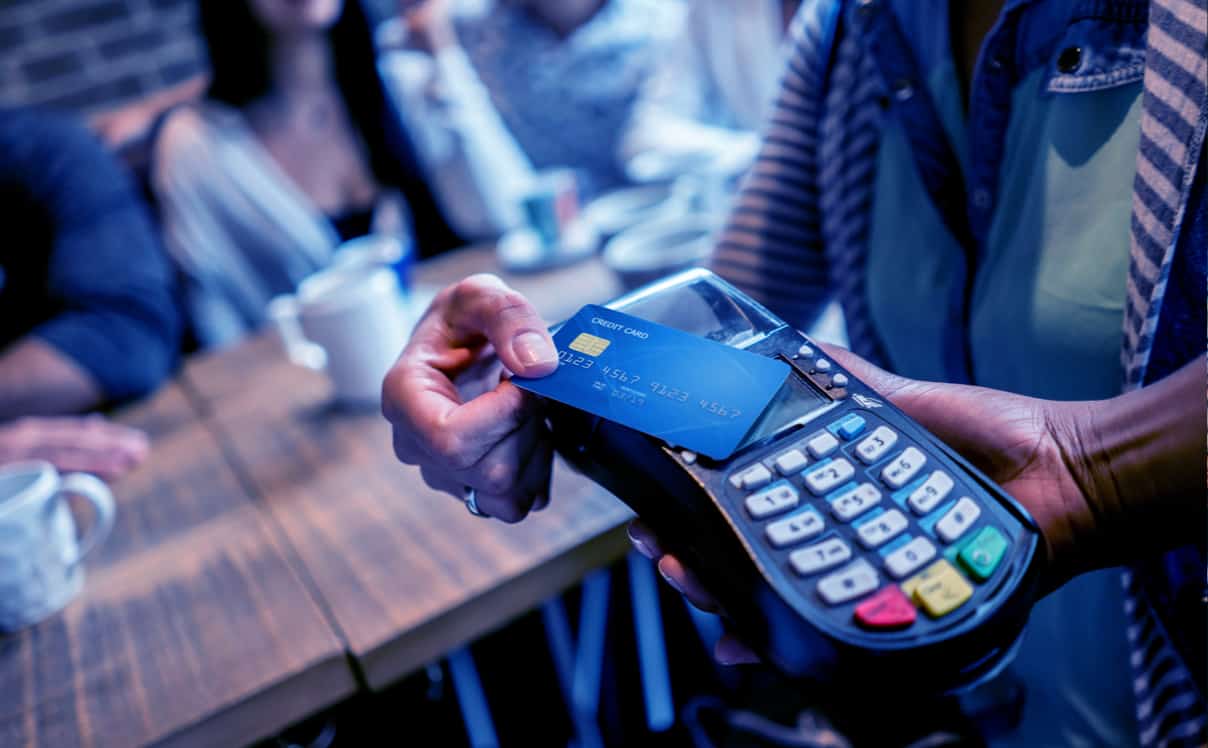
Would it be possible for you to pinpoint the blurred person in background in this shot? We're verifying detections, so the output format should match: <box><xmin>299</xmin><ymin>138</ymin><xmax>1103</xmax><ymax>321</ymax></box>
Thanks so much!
<box><xmin>383</xmin><ymin>0</ymin><xmax>681</xmax><ymax>238</ymax></box>
<box><xmin>0</xmin><ymin>108</ymin><xmax>178</xmax><ymax>480</ymax></box>
<box><xmin>619</xmin><ymin>0</ymin><xmax>801</xmax><ymax>182</ymax></box>
<box><xmin>152</xmin><ymin>0</ymin><xmax>463</xmax><ymax>349</ymax></box>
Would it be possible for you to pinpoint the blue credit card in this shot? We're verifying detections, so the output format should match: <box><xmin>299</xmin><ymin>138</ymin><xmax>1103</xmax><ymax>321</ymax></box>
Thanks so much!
<box><xmin>514</xmin><ymin>305</ymin><xmax>789</xmax><ymax>460</ymax></box>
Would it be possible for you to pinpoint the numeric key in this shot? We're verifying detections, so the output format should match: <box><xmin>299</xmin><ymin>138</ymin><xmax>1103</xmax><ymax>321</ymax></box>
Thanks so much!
<box><xmin>881</xmin><ymin>447</ymin><xmax>926</xmax><ymax>489</ymax></box>
<box><xmin>856</xmin><ymin>426</ymin><xmax>898</xmax><ymax>463</ymax></box>
<box><xmin>790</xmin><ymin>537</ymin><xmax>851</xmax><ymax>576</ymax></box>
<box><xmin>907</xmin><ymin>471</ymin><xmax>954</xmax><ymax>515</ymax></box>
<box><xmin>765</xmin><ymin>509</ymin><xmax>825</xmax><ymax>548</ymax></box>
<box><xmin>936</xmin><ymin>497</ymin><xmax>980</xmax><ymax>543</ymax></box>
<box><xmin>803</xmin><ymin>459</ymin><xmax>855</xmax><ymax>495</ymax></box>
<box><xmin>744</xmin><ymin>481</ymin><xmax>799</xmax><ymax>520</ymax></box>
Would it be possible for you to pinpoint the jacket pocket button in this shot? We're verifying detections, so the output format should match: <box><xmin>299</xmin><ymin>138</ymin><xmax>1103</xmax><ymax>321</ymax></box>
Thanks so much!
<box><xmin>1057</xmin><ymin>46</ymin><xmax>1082</xmax><ymax>74</ymax></box>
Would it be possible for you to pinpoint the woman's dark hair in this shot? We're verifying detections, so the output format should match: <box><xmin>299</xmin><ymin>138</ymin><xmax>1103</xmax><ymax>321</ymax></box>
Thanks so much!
<box><xmin>197</xmin><ymin>0</ymin><xmax>462</xmax><ymax>256</ymax></box>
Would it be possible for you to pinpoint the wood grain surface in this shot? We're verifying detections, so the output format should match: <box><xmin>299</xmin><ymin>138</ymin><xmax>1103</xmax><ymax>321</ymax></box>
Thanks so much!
<box><xmin>0</xmin><ymin>384</ymin><xmax>356</xmax><ymax>748</ymax></box>
<box><xmin>181</xmin><ymin>246</ymin><xmax>634</xmax><ymax>690</ymax></box>
<box><xmin>1</xmin><ymin>245</ymin><xmax>634</xmax><ymax>747</ymax></box>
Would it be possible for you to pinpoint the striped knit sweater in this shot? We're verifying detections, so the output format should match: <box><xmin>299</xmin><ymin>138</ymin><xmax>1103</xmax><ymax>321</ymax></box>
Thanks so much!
<box><xmin>711</xmin><ymin>0</ymin><xmax>1207</xmax><ymax>744</ymax></box>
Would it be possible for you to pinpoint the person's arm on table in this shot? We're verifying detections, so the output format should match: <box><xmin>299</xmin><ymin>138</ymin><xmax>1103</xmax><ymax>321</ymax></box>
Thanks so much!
<box><xmin>631</xmin><ymin>348</ymin><xmax>1208</xmax><ymax>663</ymax></box>
<box><xmin>0</xmin><ymin>414</ymin><xmax>148</xmax><ymax>480</ymax></box>
<box><xmin>379</xmin><ymin>0</ymin><xmax>537</xmax><ymax>239</ymax></box>
<box><xmin>0</xmin><ymin>111</ymin><xmax>180</xmax><ymax>418</ymax></box>
<box><xmin>0</xmin><ymin>339</ymin><xmax>104</xmax><ymax>417</ymax></box>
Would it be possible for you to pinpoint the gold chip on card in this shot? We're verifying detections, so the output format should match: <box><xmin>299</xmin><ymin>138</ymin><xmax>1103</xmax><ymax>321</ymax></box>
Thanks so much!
<box><xmin>568</xmin><ymin>333</ymin><xmax>611</xmax><ymax>356</ymax></box>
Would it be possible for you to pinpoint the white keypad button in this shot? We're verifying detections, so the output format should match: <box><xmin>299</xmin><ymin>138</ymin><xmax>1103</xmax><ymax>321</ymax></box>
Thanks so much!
<box><xmin>881</xmin><ymin>447</ymin><xmax>927</xmax><ymax>489</ymax></box>
<box><xmin>730</xmin><ymin>463</ymin><xmax>773</xmax><ymax>491</ymax></box>
<box><xmin>797</xmin><ymin>343</ymin><xmax>815</xmax><ymax>357</ymax></box>
<box><xmin>856</xmin><ymin>426</ymin><xmax>899</xmax><ymax>464</ymax></box>
<box><xmin>830</xmin><ymin>483</ymin><xmax>882</xmax><ymax>522</ymax></box>
<box><xmin>803</xmin><ymin>459</ymin><xmax>856</xmax><ymax>495</ymax></box>
<box><xmin>907</xmin><ymin>471</ymin><xmax>955</xmax><ymax>515</ymax></box>
<box><xmin>817</xmin><ymin>560</ymin><xmax>879</xmax><ymax>605</ymax></box>
<box><xmin>856</xmin><ymin>509</ymin><xmax>909</xmax><ymax>548</ymax></box>
<box><xmin>831</xmin><ymin>373</ymin><xmax>849</xmax><ymax>388</ymax></box>
<box><xmin>773</xmin><ymin>449</ymin><xmax>809</xmax><ymax>476</ymax></box>
<box><xmin>806</xmin><ymin>432</ymin><xmax>840</xmax><ymax>458</ymax></box>
<box><xmin>790</xmin><ymin>537</ymin><xmax>851</xmax><ymax>576</ymax></box>
<box><xmin>744</xmin><ymin>482</ymin><xmax>799</xmax><ymax>520</ymax></box>
<box><xmin>765</xmin><ymin>510</ymin><xmax>825</xmax><ymax>548</ymax></box>
<box><xmin>814</xmin><ymin>358</ymin><xmax>833</xmax><ymax>372</ymax></box>
<box><xmin>936</xmin><ymin>497</ymin><xmax>981</xmax><ymax>543</ymax></box>
<box><xmin>884</xmin><ymin>536</ymin><xmax>937</xmax><ymax>579</ymax></box>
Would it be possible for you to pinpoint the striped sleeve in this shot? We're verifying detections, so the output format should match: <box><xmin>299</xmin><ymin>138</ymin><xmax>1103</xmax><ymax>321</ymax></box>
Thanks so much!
<box><xmin>709</xmin><ymin>0</ymin><xmax>837</xmax><ymax>332</ymax></box>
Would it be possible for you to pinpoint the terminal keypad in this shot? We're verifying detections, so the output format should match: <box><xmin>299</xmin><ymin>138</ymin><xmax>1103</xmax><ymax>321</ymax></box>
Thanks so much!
<box><xmin>726</xmin><ymin>387</ymin><xmax>1013</xmax><ymax>635</ymax></box>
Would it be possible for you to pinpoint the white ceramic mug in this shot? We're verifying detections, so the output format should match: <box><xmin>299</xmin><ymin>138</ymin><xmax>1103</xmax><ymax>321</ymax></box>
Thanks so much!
<box><xmin>268</xmin><ymin>263</ymin><xmax>409</xmax><ymax>406</ymax></box>
<box><xmin>0</xmin><ymin>461</ymin><xmax>115</xmax><ymax>632</ymax></box>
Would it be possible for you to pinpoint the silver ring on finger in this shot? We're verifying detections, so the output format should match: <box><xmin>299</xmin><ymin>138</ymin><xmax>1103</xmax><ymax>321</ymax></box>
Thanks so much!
<box><xmin>464</xmin><ymin>486</ymin><xmax>489</xmax><ymax>518</ymax></box>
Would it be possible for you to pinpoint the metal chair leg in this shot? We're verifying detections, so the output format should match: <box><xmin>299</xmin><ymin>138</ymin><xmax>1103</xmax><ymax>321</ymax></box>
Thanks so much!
<box><xmin>628</xmin><ymin>551</ymin><xmax>675</xmax><ymax>732</ymax></box>
<box><xmin>448</xmin><ymin>647</ymin><xmax>500</xmax><ymax>748</ymax></box>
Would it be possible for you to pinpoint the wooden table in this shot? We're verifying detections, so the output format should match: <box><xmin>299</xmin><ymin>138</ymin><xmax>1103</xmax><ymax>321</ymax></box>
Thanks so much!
<box><xmin>181</xmin><ymin>246</ymin><xmax>633</xmax><ymax>689</ymax></box>
<box><xmin>0</xmin><ymin>384</ymin><xmax>356</xmax><ymax>748</ymax></box>
<box><xmin>1</xmin><ymin>245</ymin><xmax>634</xmax><ymax>748</ymax></box>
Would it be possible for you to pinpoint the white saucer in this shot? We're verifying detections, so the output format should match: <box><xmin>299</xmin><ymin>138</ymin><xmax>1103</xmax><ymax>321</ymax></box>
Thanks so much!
<box><xmin>583</xmin><ymin>183</ymin><xmax>682</xmax><ymax>240</ymax></box>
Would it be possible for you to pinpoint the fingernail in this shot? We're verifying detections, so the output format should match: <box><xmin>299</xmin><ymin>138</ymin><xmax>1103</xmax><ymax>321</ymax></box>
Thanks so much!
<box><xmin>513</xmin><ymin>331</ymin><xmax>556</xmax><ymax>368</ymax></box>
<box><xmin>658</xmin><ymin>564</ymin><xmax>684</xmax><ymax>594</ymax></box>
<box><xmin>627</xmin><ymin>526</ymin><xmax>654</xmax><ymax>559</ymax></box>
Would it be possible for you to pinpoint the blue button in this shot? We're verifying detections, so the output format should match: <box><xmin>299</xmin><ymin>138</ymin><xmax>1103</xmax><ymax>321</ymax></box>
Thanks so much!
<box><xmin>829</xmin><ymin>415</ymin><xmax>867</xmax><ymax>441</ymax></box>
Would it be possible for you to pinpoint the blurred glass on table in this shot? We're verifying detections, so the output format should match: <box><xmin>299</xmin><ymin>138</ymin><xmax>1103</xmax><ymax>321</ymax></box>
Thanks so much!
<box><xmin>498</xmin><ymin>169</ymin><xmax>599</xmax><ymax>272</ymax></box>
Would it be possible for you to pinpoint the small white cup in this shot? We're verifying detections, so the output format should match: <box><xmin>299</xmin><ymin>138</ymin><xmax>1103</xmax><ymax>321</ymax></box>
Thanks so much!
<box><xmin>268</xmin><ymin>263</ymin><xmax>409</xmax><ymax>406</ymax></box>
<box><xmin>0</xmin><ymin>461</ymin><xmax>115</xmax><ymax>632</ymax></box>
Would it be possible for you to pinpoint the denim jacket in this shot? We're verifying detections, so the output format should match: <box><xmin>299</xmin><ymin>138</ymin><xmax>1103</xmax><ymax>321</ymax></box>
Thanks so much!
<box><xmin>711</xmin><ymin>0</ymin><xmax>1206</xmax><ymax>743</ymax></box>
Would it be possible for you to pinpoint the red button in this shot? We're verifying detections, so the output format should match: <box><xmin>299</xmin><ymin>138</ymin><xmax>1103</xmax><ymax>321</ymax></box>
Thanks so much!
<box><xmin>854</xmin><ymin>585</ymin><xmax>916</xmax><ymax>630</ymax></box>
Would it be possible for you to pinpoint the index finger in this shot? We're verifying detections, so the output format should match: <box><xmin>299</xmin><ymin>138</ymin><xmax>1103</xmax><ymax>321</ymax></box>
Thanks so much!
<box><xmin>386</xmin><ymin>276</ymin><xmax>559</xmax><ymax>465</ymax></box>
<box><xmin>427</xmin><ymin>274</ymin><xmax>558</xmax><ymax>379</ymax></box>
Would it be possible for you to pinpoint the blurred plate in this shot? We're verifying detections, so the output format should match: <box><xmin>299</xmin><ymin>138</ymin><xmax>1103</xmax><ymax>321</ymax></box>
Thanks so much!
<box><xmin>602</xmin><ymin>214</ymin><xmax>718</xmax><ymax>290</ymax></box>
<box><xmin>583</xmin><ymin>183</ymin><xmax>683</xmax><ymax>240</ymax></box>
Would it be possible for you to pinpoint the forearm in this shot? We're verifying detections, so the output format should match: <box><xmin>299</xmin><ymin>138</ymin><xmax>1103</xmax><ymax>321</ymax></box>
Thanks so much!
<box><xmin>1060</xmin><ymin>355</ymin><xmax>1206</xmax><ymax>572</ymax></box>
<box><xmin>0</xmin><ymin>338</ymin><xmax>104</xmax><ymax>418</ymax></box>
<box><xmin>381</xmin><ymin>46</ymin><xmax>535</xmax><ymax>238</ymax></box>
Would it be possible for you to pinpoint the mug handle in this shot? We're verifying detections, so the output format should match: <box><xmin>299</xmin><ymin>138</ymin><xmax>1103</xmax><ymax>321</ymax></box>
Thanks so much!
<box><xmin>267</xmin><ymin>294</ymin><xmax>327</xmax><ymax>370</ymax></box>
<box><xmin>59</xmin><ymin>473</ymin><xmax>116</xmax><ymax>566</ymax></box>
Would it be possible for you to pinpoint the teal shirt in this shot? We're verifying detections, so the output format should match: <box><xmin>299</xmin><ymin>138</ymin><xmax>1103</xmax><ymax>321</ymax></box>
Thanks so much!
<box><xmin>864</xmin><ymin>4</ymin><xmax>1145</xmax><ymax>745</ymax></box>
<box><xmin>866</xmin><ymin>54</ymin><xmax>1140</xmax><ymax>400</ymax></box>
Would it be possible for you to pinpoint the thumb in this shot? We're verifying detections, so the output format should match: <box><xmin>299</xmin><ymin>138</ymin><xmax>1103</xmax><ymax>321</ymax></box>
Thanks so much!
<box><xmin>440</xmin><ymin>274</ymin><xmax>559</xmax><ymax>378</ymax></box>
<box><xmin>816</xmin><ymin>343</ymin><xmax>957</xmax><ymax>434</ymax></box>
<box><xmin>817</xmin><ymin>343</ymin><xmax>916</xmax><ymax>402</ymax></box>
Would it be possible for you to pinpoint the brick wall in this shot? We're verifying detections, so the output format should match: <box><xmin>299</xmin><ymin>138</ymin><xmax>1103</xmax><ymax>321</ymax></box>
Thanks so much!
<box><xmin>0</xmin><ymin>0</ymin><xmax>206</xmax><ymax>114</ymax></box>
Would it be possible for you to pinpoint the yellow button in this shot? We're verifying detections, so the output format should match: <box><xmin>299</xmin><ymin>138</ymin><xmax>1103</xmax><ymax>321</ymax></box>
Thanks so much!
<box><xmin>901</xmin><ymin>559</ymin><xmax>973</xmax><ymax>618</ymax></box>
<box><xmin>899</xmin><ymin>559</ymin><xmax>950</xmax><ymax>598</ymax></box>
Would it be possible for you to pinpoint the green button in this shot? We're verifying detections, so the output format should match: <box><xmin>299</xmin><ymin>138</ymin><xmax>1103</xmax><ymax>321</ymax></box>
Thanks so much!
<box><xmin>958</xmin><ymin>526</ymin><xmax>1008</xmax><ymax>581</ymax></box>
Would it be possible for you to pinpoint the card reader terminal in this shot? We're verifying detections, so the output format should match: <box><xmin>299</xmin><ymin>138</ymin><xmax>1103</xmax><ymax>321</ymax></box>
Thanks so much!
<box><xmin>542</xmin><ymin>270</ymin><xmax>1043</xmax><ymax>692</ymax></box>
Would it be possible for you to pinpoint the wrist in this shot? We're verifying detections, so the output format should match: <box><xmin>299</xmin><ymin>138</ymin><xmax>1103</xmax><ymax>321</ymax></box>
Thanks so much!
<box><xmin>1043</xmin><ymin>359</ymin><xmax>1206</xmax><ymax>586</ymax></box>
<box><xmin>1037</xmin><ymin>399</ymin><xmax>1111</xmax><ymax>589</ymax></box>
